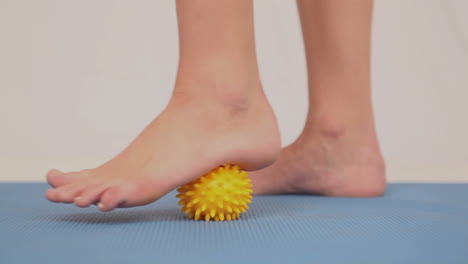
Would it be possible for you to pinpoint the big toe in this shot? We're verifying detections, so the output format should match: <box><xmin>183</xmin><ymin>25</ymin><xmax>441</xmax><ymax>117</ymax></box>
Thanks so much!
<box><xmin>47</xmin><ymin>169</ymin><xmax>91</xmax><ymax>187</ymax></box>
<box><xmin>46</xmin><ymin>169</ymin><xmax>66</xmax><ymax>187</ymax></box>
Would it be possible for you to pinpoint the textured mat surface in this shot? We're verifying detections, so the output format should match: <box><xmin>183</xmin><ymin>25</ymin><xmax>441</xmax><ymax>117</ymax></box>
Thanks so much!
<box><xmin>1</xmin><ymin>183</ymin><xmax>467</xmax><ymax>264</ymax></box>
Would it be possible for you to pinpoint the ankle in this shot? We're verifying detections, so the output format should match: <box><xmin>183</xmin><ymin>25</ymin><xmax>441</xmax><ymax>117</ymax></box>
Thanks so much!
<box><xmin>298</xmin><ymin>114</ymin><xmax>385</xmax><ymax>172</ymax></box>
<box><xmin>304</xmin><ymin>110</ymin><xmax>377</xmax><ymax>141</ymax></box>
<box><xmin>166</xmin><ymin>73</ymin><xmax>280</xmax><ymax>172</ymax></box>
<box><xmin>173</xmin><ymin>72</ymin><xmax>262</xmax><ymax>114</ymax></box>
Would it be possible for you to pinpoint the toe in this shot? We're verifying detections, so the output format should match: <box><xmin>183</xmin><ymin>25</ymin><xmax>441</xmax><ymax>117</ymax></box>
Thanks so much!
<box><xmin>48</xmin><ymin>184</ymin><xmax>86</xmax><ymax>204</ymax></box>
<box><xmin>74</xmin><ymin>185</ymin><xmax>109</xmax><ymax>208</ymax></box>
<box><xmin>98</xmin><ymin>186</ymin><xmax>125</xmax><ymax>212</ymax></box>
<box><xmin>47</xmin><ymin>169</ymin><xmax>92</xmax><ymax>187</ymax></box>
<box><xmin>97</xmin><ymin>181</ymin><xmax>164</xmax><ymax>212</ymax></box>
<box><xmin>45</xmin><ymin>188</ymin><xmax>60</xmax><ymax>202</ymax></box>
<box><xmin>46</xmin><ymin>169</ymin><xmax>66</xmax><ymax>187</ymax></box>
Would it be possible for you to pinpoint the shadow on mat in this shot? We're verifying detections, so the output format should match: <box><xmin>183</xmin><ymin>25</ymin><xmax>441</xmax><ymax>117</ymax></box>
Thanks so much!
<box><xmin>52</xmin><ymin>208</ymin><xmax>186</xmax><ymax>224</ymax></box>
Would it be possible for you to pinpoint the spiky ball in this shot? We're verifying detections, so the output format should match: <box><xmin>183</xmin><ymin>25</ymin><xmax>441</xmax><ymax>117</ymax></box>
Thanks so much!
<box><xmin>176</xmin><ymin>165</ymin><xmax>253</xmax><ymax>221</ymax></box>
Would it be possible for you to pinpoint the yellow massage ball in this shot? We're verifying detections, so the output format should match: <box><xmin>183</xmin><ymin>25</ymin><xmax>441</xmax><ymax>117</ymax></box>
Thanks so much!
<box><xmin>176</xmin><ymin>164</ymin><xmax>253</xmax><ymax>221</ymax></box>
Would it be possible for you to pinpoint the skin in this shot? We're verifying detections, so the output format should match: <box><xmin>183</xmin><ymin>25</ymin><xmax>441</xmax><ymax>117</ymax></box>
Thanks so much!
<box><xmin>46</xmin><ymin>0</ymin><xmax>385</xmax><ymax>212</ymax></box>
<box><xmin>251</xmin><ymin>0</ymin><xmax>385</xmax><ymax>196</ymax></box>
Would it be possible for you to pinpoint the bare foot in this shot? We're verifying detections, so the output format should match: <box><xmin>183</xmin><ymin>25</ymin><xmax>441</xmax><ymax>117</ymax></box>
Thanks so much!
<box><xmin>250</xmin><ymin>125</ymin><xmax>386</xmax><ymax>197</ymax></box>
<box><xmin>46</xmin><ymin>83</ymin><xmax>280</xmax><ymax>211</ymax></box>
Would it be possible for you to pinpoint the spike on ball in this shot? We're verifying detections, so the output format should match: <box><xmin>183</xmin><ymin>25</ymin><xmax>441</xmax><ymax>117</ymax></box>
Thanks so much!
<box><xmin>177</xmin><ymin>164</ymin><xmax>253</xmax><ymax>221</ymax></box>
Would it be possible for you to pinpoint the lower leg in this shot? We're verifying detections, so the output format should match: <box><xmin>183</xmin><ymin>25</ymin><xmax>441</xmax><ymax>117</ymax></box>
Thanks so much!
<box><xmin>300</xmin><ymin>0</ymin><xmax>376</xmax><ymax>137</ymax></box>
<box><xmin>251</xmin><ymin>0</ymin><xmax>385</xmax><ymax>196</ymax></box>
<box><xmin>174</xmin><ymin>0</ymin><xmax>260</xmax><ymax>107</ymax></box>
<box><xmin>46</xmin><ymin>0</ymin><xmax>280</xmax><ymax>211</ymax></box>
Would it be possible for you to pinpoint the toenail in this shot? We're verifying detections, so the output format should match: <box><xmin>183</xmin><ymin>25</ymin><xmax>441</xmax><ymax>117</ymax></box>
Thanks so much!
<box><xmin>47</xmin><ymin>169</ymin><xmax>61</xmax><ymax>176</ymax></box>
<box><xmin>75</xmin><ymin>197</ymin><xmax>82</xmax><ymax>201</ymax></box>
<box><xmin>98</xmin><ymin>202</ymin><xmax>104</xmax><ymax>209</ymax></box>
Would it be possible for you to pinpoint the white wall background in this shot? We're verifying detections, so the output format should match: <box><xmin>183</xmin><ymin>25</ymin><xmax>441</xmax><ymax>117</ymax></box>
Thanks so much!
<box><xmin>1</xmin><ymin>0</ymin><xmax>467</xmax><ymax>182</ymax></box>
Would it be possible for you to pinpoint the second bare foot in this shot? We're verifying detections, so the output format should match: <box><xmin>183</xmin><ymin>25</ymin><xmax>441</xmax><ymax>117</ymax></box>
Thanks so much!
<box><xmin>251</xmin><ymin>123</ymin><xmax>386</xmax><ymax>197</ymax></box>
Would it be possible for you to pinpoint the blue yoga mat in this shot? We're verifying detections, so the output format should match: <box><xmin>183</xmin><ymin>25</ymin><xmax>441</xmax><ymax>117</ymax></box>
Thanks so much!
<box><xmin>1</xmin><ymin>183</ymin><xmax>467</xmax><ymax>263</ymax></box>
